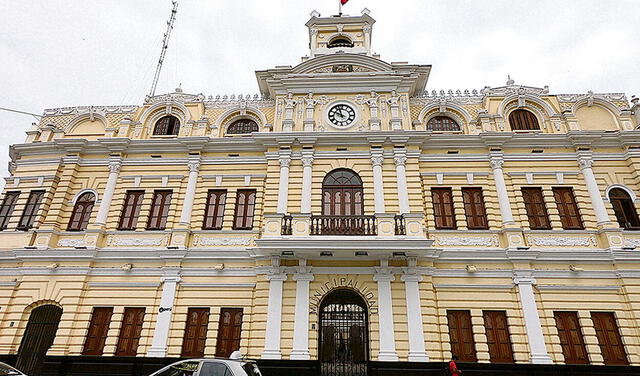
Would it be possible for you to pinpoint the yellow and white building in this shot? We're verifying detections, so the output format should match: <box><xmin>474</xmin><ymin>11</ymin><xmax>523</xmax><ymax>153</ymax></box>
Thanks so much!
<box><xmin>1</xmin><ymin>9</ymin><xmax>640</xmax><ymax>375</ymax></box>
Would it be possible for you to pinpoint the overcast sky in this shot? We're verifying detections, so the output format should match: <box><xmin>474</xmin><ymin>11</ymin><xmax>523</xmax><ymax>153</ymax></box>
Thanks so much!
<box><xmin>1</xmin><ymin>0</ymin><xmax>638</xmax><ymax>189</ymax></box>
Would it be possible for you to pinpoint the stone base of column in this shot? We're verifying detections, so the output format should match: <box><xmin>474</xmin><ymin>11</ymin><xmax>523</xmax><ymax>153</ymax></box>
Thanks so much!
<box><xmin>377</xmin><ymin>351</ymin><xmax>399</xmax><ymax>362</ymax></box>
<box><xmin>261</xmin><ymin>350</ymin><xmax>282</xmax><ymax>360</ymax></box>
<box><xmin>529</xmin><ymin>353</ymin><xmax>553</xmax><ymax>364</ymax></box>
<box><xmin>290</xmin><ymin>350</ymin><xmax>311</xmax><ymax>360</ymax></box>
<box><xmin>408</xmin><ymin>352</ymin><xmax>429</xmax><ymax>362</ymax></box>
<box><xmin>146</xmin><ymin>346</ymin><xmax>168</xmax><ymax>358</ymax></box>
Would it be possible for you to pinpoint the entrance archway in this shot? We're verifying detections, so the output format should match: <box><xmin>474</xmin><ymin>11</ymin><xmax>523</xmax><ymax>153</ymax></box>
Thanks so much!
<box><xmin>16</xmin><ymin>304</ymin><xmax>62</xmax><ymax>375</ymax></box>
<box><xmin>319</xmin><ymin>289</ymin><xmax>369</xmax><ymax>376</ymax></box>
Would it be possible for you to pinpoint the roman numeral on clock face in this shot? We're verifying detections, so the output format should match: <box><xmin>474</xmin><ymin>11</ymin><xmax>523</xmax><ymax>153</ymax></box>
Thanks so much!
<box><xmin>328</xmin><ymin>104</ymin><xmax>356</xmax><ymax>127</ymax></box>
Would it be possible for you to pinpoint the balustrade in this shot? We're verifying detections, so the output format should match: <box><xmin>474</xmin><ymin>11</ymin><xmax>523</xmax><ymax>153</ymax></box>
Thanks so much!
<box><xmin>310</xmin><ymin>215</ymin><xmax>377</xmax><ymax>236</ymax></box>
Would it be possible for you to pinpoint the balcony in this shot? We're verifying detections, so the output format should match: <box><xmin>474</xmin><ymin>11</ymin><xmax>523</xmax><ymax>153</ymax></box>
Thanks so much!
<box><xmin>271</xmin><ymin>213</ymin><xmax>419</xmax><ymax>238</ymax></box>
<box><xmin>310</xmin><ymin>215</ymin><xmax>377</xmax><ymax>236</ymax></box>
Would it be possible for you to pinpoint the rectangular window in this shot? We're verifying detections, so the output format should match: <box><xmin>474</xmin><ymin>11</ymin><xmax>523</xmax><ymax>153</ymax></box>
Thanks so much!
<box><xmin>115</xmin><ymin>307</ymin><xmax>145</xmax><ymax>356</ymax></box>
<box><xmin>0</xmin><ymin>192</ymin><xmax>20</xmax><ymax>230</ymax></box>
<box><xmin>552</xmin><ymin>187</ymin><xmax>584</xmax><ymax>230</ymax></box>
<box><xmin>521</xmin><ymin>187</ymin><xmax>551</xmax><ymax>229</ymax></box>
<box><xmin>432</xmin><ymin>188</ymin><xmax>456</xmax><ymax>229</ymax></box>
<box><xmin>446</xmin><ymin>310</ymin><xmax>477</xmax><ymax>362</ymax></box>
<box><xmin>554</xmin><ymin>311</ymin><xmax>589</xmax><ymax>364</ymax></box>
<box><xmin>118</xmin><ymin>190</ymin><xmax>145</xmax><ymax>230</ymax></box>
<box><xmin>483</xmin><ymin>311</ymin><xmax>514</xmax><ymax>363</ymax></box>
<box><xmin>146</xmin><ymin>190</ymin><xmax>172</xmax><ymax>230</ymax></box>
<box><xmin>82</xmin><ymin>307</ymin><xmax>113</xmax><ymax>356</ymax></box>
<box><xmin>17</xmin><ymin>190</ymin><xmax>45</xmax><ymax>231</ymax></box>
<box><xmin>215</xmin><ymin>308</ymin><xmax>243</xmax><ymax>358</ymax></box>
<box><xmin>203</xmin><ymin>190</ymin><xmax>227</xmax><ymax>230</ymax></box>
<box><xmin>233</xmin><ymin>190</ymin><xmax>256</xmax><ymax>230</ymax></box>
<box><xmin>181</xmin><ymin>308</ymin><xmax>210</xmax><ymax>357</ymax></box>
<box><xmin>591</xmin><ymin>312</ymin><xmax>629</xmax><ymax>365</ymax></box>
<box><xmin>462</xmin><ymin>188</ymin><xmax>488</xmax><ymax>230</ymax></box>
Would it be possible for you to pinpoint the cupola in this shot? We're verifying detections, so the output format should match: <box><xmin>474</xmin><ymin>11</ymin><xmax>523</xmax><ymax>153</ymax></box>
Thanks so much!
<box><xmin>306</xmin><ymin>8</ymin><xmax>375</xmax><ymax>58</ymax></box>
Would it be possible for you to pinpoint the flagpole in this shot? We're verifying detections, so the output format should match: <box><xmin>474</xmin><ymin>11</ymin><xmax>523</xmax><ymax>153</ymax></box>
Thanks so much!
<box><xmin>339</xmin><ymin>0</ymin><xmax>342</xmax><ymax>16</ymax></box>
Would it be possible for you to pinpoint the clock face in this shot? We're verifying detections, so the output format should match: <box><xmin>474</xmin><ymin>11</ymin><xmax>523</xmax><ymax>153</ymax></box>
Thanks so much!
<box><xmin>328</xmin><ymin>104</ymin><xmax>356</xmax><ymax>128</ymax></box>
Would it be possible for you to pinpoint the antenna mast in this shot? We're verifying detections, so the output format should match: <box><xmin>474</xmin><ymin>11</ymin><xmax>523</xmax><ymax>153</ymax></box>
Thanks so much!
<box><xmin>148</xmin><ymin>1</ymin><xmax>179</xmax><ymax>98</ymax></box>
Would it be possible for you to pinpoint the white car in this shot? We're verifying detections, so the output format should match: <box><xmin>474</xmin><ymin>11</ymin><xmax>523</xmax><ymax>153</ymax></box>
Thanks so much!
<box><xmin>0</xmin><ymin>363</ymin><xmax>26</xmax><ymax>376</ymax></box>
<box><xmin>149</xmin><ymin>355</ymin><xmax>261</xmax><ymax>376</ymax></box>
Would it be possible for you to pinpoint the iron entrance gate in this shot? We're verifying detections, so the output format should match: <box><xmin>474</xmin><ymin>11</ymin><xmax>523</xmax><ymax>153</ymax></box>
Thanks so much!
<box><xmin>319</xmin><ymin>289</ymin><xmax>369</xmax><ymax>376</ymax></box>
<box><xmin>16</xmin><ymin>304</ymin><xmax>63</xmax><ymax>376</ymax></box>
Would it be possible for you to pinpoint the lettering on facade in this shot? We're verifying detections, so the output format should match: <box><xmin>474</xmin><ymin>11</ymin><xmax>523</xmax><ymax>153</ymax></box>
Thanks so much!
<box><xmin>309</xmin><ymin>278</ymin><xmax>378</xmax><ymax>315</ymax></box>
<box><xmin>158</xmin><ymin>307</ymin><xmax>172</xmax><ymax>313</ymax></box>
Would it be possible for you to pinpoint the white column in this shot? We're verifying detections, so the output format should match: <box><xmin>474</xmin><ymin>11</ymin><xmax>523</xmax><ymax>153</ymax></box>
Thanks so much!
<box><xmin>394</xmin><ymin>150</ymin><xmax>410</xmax><ymax>214</ymax></box>
<box><xmin>147</xmin><ymin>273</ymin><xmax>181</xmax><ymax>357</ymax></box>
<box><xmin>276</xmin><ymin>153</ymin><xmax>291</xmax><ymax>214</ymax></box>
<box><xmin>262</xmin><ymin>270</ymin><xmax>287</xmax><ymax>359</ymax></box>
<box><xmin>490</xmin><ymin>156</ymin><xmax>515</xmax><ymax>225</ymax></box>
<box><xmin>513</xmin><ymin>276</ymin><xmax>552</xmax><ymax>364</ymax></box>
<box><xmin>300</xmin><ymin>153</ymin><xmax>314</xmax><ymax>214</ymax></box>
<box><xmin>402</xmin><ymin>271</ymin><xmax>429</xmax><ymax>362</ymax></box>
<box><xmin>291</xmin><ymin>261</ymin><xmax>313</xmax><ymax>360</ymax></box>
<box><xmin>374</xmin><ymin>263</ymin><xmax>398</xmax><ymax>361</ymax></box>
<box><xmin>94</xmin><ymin>160</ymin><xmax>121</xmax><ymax>226</ymax></box>
<box><xmin>371</xmin><ymin>151</ymin><xmax>386</xmax><ymax>213</ymax></box>
<box><xmin>578</xmin><ymin>156</ymin><xmax>611</xmax><ymax>225</ymax></box>
<box><xmin>179</xmin><ymin>159</ymin><xmax>201</xmax><ymax>225</ymax></box>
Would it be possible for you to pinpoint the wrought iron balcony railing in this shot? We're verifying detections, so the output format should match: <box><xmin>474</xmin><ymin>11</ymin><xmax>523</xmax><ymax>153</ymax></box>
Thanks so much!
<box><xmin>310</xmin><ymin>215</ymin><xmax>377</xmax><ymax>236</ymax></box>
<box><xmin>394</xmin><ymin>214</ymin><xmax>406</xmax><ymax>235</ymax></box>
<box><xmin>281</xmin><ymin>215</ymin><xmax>293</xmax><ymax>235</ymax></box>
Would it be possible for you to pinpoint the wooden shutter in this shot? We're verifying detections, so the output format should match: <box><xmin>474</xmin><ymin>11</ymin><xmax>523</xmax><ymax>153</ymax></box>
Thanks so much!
<box><xmin>203</xmin><ymin>190</ymin><xmax>227</xmax><ymax>230</ymax></box>
<box><xmin>215</xmin><ymin>308</ymin><xmax>243</xmax><ymax>357</ymax></box>
<box><xmin>432</xmin><ymin>188</ymin><xmax>456</xmax><ymax>229</ymax></box>
<box><xmin>17</xmin><ymin>190</ymin><xmax>45</xmax><ymax>231</ymax></box>
<box><xmin>118</xmin><ymin>190</ymin><xmax>144</xmax><ymax>230</ymax></box>
<box><xmin>83</xmin><ymin>307</ymin><xmax>113</xmax><ymax>356</ymax></box>
<box><xmin>446</xmin><ymin>310</ymin><xmax>477</xmax><ymax>362</ymax></box>
<box><xmin>552</xmin><ymin>188</ymin><xmax>584</xmax><ymax>230</ymax></box>
<box><xmin>591</xmin><ymin>312</ymin><xmax>629</xmax><ymax>365</ymax></box>
<box><xmin>0</xmin><ymin>191</ymin><xmax>20</xmax><ymax>230</ymax></box>
<box><xmin>233</xmin><ymin>190</ymin><xmax>256</xmax><ymax>230</ymax></box>
<box><xmin>509</xmin><ymin>110</ymin><xmax>540</xmax><ymax>131</ymax></box>
<box><xmin>182</xmin><ymin>308</ymin><xmax>210</xmax><ymax>357</ymax></box>
<box><xmin>521</xmin><ymin>187</ymin><xmax>551</xmax><ymax>229</ymax></box>
<box><xmin>483</xmin><ymin>311</ymin><xmax>514</xmax><ymax>363</ymax></box>
<box><xmin>462</xmin><ymin>188</ymin><xmax>488</xmax><ymax>229</ymax></box>
<box><xmin>554</xmin><ymin>311</ymin><xmax>589</xmax><ymax>364</ymax></box>
<box><xmin>115</xmin><ymin>307</ymin><xmax>145</xmax><ymax>356</ymax></box>
<box><xmin>146</xmin><ymin>190</ymin><xmax>172</xmax><ymax>230</ymax></box>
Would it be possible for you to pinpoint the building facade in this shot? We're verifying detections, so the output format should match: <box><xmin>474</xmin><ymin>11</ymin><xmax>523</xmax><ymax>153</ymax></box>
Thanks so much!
<box><xmin>1</xmin><ymin>9</ymin><xmax>640</xmax><ymax>376</ymax></box>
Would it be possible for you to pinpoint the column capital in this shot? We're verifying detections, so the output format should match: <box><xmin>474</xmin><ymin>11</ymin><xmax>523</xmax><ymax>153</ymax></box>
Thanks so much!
<box><xmin>266</xmin><ymin>271</ymin><xmax>288</xmax><ymax>282</ymax></box>
<box><xmin>279</xmin><ymin>156</ymin><xmax>291</xmax><ymax>168</ymax></box>
<box><xmin>371</xmin><ymin>155</ymin><xmax>384</xmax><ymax>167</ymax></box>
<box><xmin>513</xmin><ymin>275</ymin><xmax>536</xmax><ymax>285</ymax></box>
<box><xmin>373</xmin><ymin>268</ymin><xmax>395</xmax><ymax>282</ymax></box>
<box><xmin>578</xmin><ymin>157</ymin><xmax>594</xmax><ymax>170</ymax></box>
<box><xmin>187</xmin><ymin>159</ymin><xmax>201</xmax><ymax>173</ymax></box>
<box><xmin>293</xmin><ymin>271</ymin><xmax>314</xmax><ymax>282</ymax></box>
<box><xmin>301</xmin><ymin>155</ymin><xmax>314</xmax><ymax>167</ymax></box>
<box><xmin>108</xmin><ymin>160</ymin><xmax>122</xmax><ymax>174</ymax></box>
<box><xmin>490</xmin><ymin>157</ymin><xmax>504</xmax><ymax>170</ymax></box>
<box><xmin>401</xmin><ymin>272</ymin><xmax>423</xmax><ymax>283</ymax></box>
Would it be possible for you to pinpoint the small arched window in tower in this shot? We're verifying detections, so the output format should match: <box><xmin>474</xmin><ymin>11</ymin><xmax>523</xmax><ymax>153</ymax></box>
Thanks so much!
<box><xmin>227</xmin><ymin>119</ymin><xmax>259</xmax><ymax>135</ymax></box>
<box><xmin>509</xmin><ymin>109</ymin><xmax>540</xmax><ymax>131</ymax></box>
<box><xmin>68</xmin><ymin>192</ymin><xmax>96</xmax><ymax>231</ymax></box>
<box><xmin>153</xmin><ymin>115</ymin><xmax>180</xmax><ymax>136</ymax></box>
<box><xmin>427</xmin><ymin>116</ymin><xmax>461</xmax><ymax>132</ymax></box>
<box><xmin>609</xmin><ymin>188</ymin><xmax>640</xmax><ymax>230</ymax></box>
<box><xmin>328</xmin><ymin>37</ymin><xmax>354</xmax><ymax>49</ymax></box>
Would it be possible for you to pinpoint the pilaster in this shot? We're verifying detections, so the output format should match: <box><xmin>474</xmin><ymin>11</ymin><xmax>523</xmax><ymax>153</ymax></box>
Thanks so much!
<box><xmin>291</xmin><ymin>261</ymin><xmax>314</xmax><ymax>360</ymax></box>
<box><xmin>402</xmin><ymin>259</ymin><xmax>429</xmax><ymax>362</ymax></box>
<box><xmin>262</xmin><ymin>261</ymin><xmax>287</xmax><ymax>360</ymax></box>
<box><xmin>513</xmin><ymin>276</ymin><xmax>552</xmax><ymax>364</ymax></box>
<box><xmin>147</xmin><ymin>271</ymin><xmax>181</xmax><ymax>357</ymax></box>
<box><xmin>370</xmin><ymin>148</ymin><xmax>386</xmax><ymax>214</ymax></box>
<box><xmin>373</xmin><ymin>261</ymin><xmax>398</xmax><ymax>361</ymax></box>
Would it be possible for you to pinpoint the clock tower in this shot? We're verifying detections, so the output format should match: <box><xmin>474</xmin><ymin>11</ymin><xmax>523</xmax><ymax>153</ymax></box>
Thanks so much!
<box><xmin>306</xmin><ymin>8</ymin><xmax>375</xmax><ymax>58</ymax></box>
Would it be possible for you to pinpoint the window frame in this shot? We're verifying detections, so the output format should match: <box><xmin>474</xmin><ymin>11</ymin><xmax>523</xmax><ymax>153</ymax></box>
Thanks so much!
<box><xmin>521</xmin><ymin>187</ymin><xmax>552</xmax><ymax>230</ymax></box>
<box><xmin>608</xmin><ymin>188</ymin><xmax>640</xmax><ymax>230</ymax></box>
<box><xmin>233</xmin><ymin>190</ymin><xmax>256</xmax><ymax>230</ymax></box>
<box><xmin>82</xmin><ymin>307</ymin><xmax>114</xmax><ymax>356</ymax></box>
<box><xmin>181</xmin><ymin>307</ymin><xmax>210</xmax><ymax>358</ymax></box>
<box><xmin>553</xmin><ymin>311</ymin><xmax>589</xmax><ymax>364</ymax></box>
<box><xmin>461</xmin><ymin>187</ymin><xmax>489</xmax><ymax>230</ymax></box>
<box><xmin>152</xmin><ymin>115</ymin><xmax>181</xmax><ymax>136</ymax></box>
<box><xmin>0</xmin><ymin>191</ymin><xmax>20</xmax><ymax>230</ymax></box>
<box><xmin>17</xmin><ymin>190</ymin><xmax>45</xmax><ymax>231</ymax></box>
<box><xmin>482</xmin><ymin>310</ymin><xmax>515</xmax><ymax>363</ymax></box>
<box><xmin>552</xmin><ymin>187</ymin><xmax>584</xmax><ymax>230</ymax></box>
<box><xmin>426</xmin><ymin>116</ymin><xmax>461</xmax><ymax>132</ymax></box>
<box><xmin>115</xmin><ymin>307</ymin><xmax>145</xmax><ymax>357</ymax></box>
<box><xmin>146</xmin><ymin>190</ymin><xmax>173</xmax><ymax>230</ymax></box>
<box><xmin>446</xmin><ymin>310</ymin><xmax>477</xmax><ymax>362</ymax></box>
<box><xmin>118</xmin><ymin>190</ymin><xmax>145</xmax><ymax>231</ymax></box>
<box><xmin>226</xmin><ymin>119</ymin><xmax>259</xmax><ymax>135</ymax></box>
<box><xmin>591</xmin><ymin>312</ymin><xmax>629</xmax><ymax>365</ymax></box>
<box><xmin>203</xmin><ymin>190</ymin><xmax>227</xmax><ymax>230</ymax></box>
<box><xmin>67</xmin><ymin>192</ymin><xmax>96</xmax><ymax>231</ymax></box>
<box><xmin>431</xmin><ymin>187</ymin><xmax>457</xmax><ymax>230</ymax></box>
<box><xmin>508</xmin><ymin>109</ymin><xmax>540</xmax><ymax>131</ymax></box>
<box><xmin>215</xmin><ymin>307</ymin><xmax>243</xmax><ymax>358</ymax></box>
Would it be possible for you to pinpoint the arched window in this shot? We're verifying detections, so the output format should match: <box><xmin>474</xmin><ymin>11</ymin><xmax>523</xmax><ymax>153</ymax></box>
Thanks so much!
<box><xmin>427</xmin><ymin>116</ymin><xmax>461</xmax><ymax>132</ymax></box>
<box><xmin>328</xmin><ymin>37</ymin><xmax>354</xmax><ymax>48</ymax></box>
<box><xmin>153</xmin><ymin>115</ymin><xmax>180</xmax><ymax>136</ymax></box>
<box><xmin>322</xmin><ymin>169</ymin><xmax>363</xmax><ymax>216</ymax></box>
<box><xmin>509</xmin><ymin>109</ymin><xmax>540</xmax><ymax>131</ymax></box>
<box><xmin>227</xmin><ymin>119</ymin><xmax>259</xmax><ymax>135</ymax></box>
<box><xmin>609</xmin><ymin>188</ymin><xmax>640</xmax><ymax>230</ymax></box>
<box><xmin>68</xmin><ymin>192</ymin><xmax>96</xmax><ymax>231</ymax></box>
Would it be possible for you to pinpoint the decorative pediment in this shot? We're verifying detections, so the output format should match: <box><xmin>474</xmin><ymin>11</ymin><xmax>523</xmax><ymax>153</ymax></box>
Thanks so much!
<box><xmin>291</xmin><ymin>54</ymin><xmax>393</xmax><ymax>74</ymax></box>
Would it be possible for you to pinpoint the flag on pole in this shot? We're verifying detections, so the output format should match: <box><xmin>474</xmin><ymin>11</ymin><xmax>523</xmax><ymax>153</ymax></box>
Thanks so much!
<box><xmin>341</xmin><ymin>0</ymin><xmax>349</xmax><ymax>4</ymax></box>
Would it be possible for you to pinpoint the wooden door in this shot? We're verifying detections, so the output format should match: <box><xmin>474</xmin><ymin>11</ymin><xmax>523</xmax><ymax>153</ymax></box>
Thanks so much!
<box><xmin>115</xmin><ymin>307</ymin><xmax>145</xmax><ymax>356</ymax></box>
<box><xmin>591</xmin><ymin>312</ymin><xmax>629</xmax><ymax>365</ymax></box>
<box><xmin>483</xmin><ymin>311</ymin><xmax>514</xmax><ymax>363</ymax></box>
<box><xmin>16</xmin><ymin>305</ymin><xmax>63</xmax><ymax>376</ymax></box>
<box><xmin>83</xmin><ymin>307</ymin><xmax>113</xmax><ymax>355</ymax></box>
<box><xmin>182</xmin><ymin>308</ymin><xmax>210</xmax><ymax>357</ymax></box>
<box><xmin>215</xmin><ymin>308</ymin><xmax>243</xmax><ymax>357</ymax></box>
<box><xmin>446</xmin><ymin>310</ymin><xmax>477</xmax><ymax>362</ymax></box>
<box><xmin>554</xmin><ymin>311</ymin><xmax>589</xmax><ymax>364</ymax></box>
